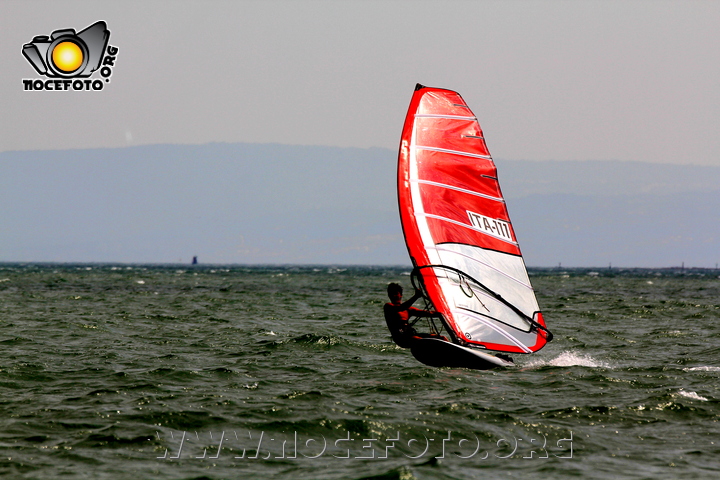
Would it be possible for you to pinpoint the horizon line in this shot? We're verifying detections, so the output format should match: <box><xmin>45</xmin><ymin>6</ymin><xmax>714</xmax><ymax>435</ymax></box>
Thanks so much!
<box><xmin>0</xmin><ymin>261</ymin><xmax>717</xmax><ymax>271</ymax></box>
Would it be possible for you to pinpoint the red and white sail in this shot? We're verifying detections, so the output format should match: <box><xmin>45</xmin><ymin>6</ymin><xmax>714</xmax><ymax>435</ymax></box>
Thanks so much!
<box><xmin>398</xmin><ymin>85</ymin><xmax>550</xmax><ymax>354</ymax></box>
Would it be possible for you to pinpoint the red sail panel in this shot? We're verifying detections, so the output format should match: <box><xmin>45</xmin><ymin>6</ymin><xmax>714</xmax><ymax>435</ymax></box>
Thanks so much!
<box><xmin>398</xmin><ymin>85</ymin><xmax>549</xmax><ymax>354</ymax></box>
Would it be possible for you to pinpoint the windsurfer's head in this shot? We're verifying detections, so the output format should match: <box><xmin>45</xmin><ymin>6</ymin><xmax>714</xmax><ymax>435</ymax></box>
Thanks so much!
<box><xmin>387</xmin><ymin>282</ymin><xmax>403</xmax><ymax>302</ymax></box>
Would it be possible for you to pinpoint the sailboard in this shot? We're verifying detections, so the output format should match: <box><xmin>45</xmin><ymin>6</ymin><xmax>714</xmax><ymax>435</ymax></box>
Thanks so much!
<box><xmin>397</xmin><ymin>84</ymin><xmax>552</xmax><ymax>369</ymax></box>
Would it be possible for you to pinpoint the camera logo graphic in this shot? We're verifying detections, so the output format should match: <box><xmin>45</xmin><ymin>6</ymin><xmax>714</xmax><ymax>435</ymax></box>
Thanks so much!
<box><xmin>22</xmin><ymin>21</ymin><xmax>118</xmax><ymax>91</ymax></box>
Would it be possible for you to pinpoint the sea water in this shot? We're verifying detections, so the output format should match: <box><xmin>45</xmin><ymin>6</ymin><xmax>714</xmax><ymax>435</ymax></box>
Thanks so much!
<box><xmin>1</xmin><ymin>264</ymin><xmax>719</xmax><ymax>479</ymax></box>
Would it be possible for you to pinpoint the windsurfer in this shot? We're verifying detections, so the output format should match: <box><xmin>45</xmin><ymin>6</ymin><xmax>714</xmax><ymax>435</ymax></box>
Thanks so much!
<box><xmin>383</xmin><ymin>283</ymin><xmax>447</xmax><ymax>348</ymax></box>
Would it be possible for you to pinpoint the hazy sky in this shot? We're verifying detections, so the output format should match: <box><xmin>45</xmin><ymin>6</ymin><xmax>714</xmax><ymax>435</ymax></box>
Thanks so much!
<box><xmin>2</xmin><ymin>0</ymin><xmax>719</xmax><ymax>165</ymax></box>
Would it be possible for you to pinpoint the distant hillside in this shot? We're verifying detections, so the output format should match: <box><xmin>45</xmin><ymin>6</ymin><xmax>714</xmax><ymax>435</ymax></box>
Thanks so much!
<box><xmin>0</xmin><ymin>143</ymin><xmax>718</xmax><ymax>267</ymax></box>
<box><xmin>496</xmin><ymin>159</ymin><xmax>720</xmax><ymax>198</ymax></box>
<box><xmin>496</xmin><ymin>159</ymin><xmax>720</xmax><ymax>267</ymax></box>
<box><xmin>0</xmin><ymin>143</ymin><xmax>402</xmax><ymax>265</ymax></box>
<box><xmin>508</xmin><ymin>191</ymin><xmax>720</xmax><ymax>268</ymax></box>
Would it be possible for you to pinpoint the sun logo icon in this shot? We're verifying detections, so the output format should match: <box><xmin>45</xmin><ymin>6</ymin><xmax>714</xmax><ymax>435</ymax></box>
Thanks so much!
<box><xmin>52</xmin><ymin>41</ymin><xmax>85</xmax><ymax>74</ymax></box>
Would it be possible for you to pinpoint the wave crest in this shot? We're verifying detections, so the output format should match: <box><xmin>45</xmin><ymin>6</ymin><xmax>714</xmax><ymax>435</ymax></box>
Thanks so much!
<box><xmin>525</xmin><ymin>351</ymin><xmax>610</xmax><ymax>368</ymax></box>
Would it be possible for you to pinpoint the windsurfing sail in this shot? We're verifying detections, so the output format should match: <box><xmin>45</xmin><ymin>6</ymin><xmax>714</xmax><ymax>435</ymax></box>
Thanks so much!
<box><xmin>398</xmin><ymin>84</ymin><xmax>552</xmax><ymax>354</ymax></box>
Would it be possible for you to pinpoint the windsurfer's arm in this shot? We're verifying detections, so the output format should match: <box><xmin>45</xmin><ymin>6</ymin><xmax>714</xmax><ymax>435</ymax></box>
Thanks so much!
<box><xmin>408</xmin><ymin>306</ymin><xmax>442</xmax><ymax>318</ymax></box>
<box><xmin>385</xmin><ymin>288</ymin><xmax>423</xmax><ymax>313</ymax></box>
<box><xmin>384</xmin><ymin>288</ymin><xmax>441</xmax><ymax>322</ymax></box>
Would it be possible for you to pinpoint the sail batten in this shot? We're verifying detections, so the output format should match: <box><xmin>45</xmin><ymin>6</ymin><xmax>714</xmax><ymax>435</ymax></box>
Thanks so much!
<box><xmin>398</xmin><ymin>85</ymin><xmax>551</xmax><ymax>354</ymax></box>
<box><xmin>411</xmin><ymin>179</ymin><xmax>506</xmax><ymax>203</ymax></box>
<box><xmin>414</xmin><ymin>114</ymin><xmax>477</xmax><ymax>120</ymax></box>
<box><xmin>415</xmin><ymin>145</ymin><xmax>492</xmax><ymax>160</ymax></box>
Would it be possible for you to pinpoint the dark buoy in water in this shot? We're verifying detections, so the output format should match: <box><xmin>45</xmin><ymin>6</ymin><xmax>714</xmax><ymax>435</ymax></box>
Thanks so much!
<box><xmin>191</xmin><ymin>256</ymin><xmax>198</xmax><ymax>265</ymax></box>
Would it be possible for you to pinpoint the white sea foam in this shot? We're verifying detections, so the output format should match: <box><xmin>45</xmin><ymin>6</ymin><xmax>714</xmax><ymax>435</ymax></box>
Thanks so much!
<box><xmin>525</xmin><ymin>351</ymin><xmax>610</xmax><ymax>368</ymax></box>
<box><xmin>676</xmin><ymin>389</ymin><xmax>708</xmax><ymax>401</ymax></box>
<box><xmin>683</xmin><ymin>366</ymin><xmax>720</xmax><ymax>372</ymax></box>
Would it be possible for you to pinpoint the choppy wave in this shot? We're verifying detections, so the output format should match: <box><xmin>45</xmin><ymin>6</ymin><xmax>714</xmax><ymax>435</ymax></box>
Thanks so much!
<box><xmin>524</xmin><ymin>350</ymin><xmax>611</xmax><ymax>368</ymax></box>
<box><xmin>675</xmin><ymin>389</ymin><xmax>709</xmax><ymax>401</ymax></box>
<box><xmin>683</xmin><ymin>366</ymin><xmax>720</xmax><ymax>372</ymax></box>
